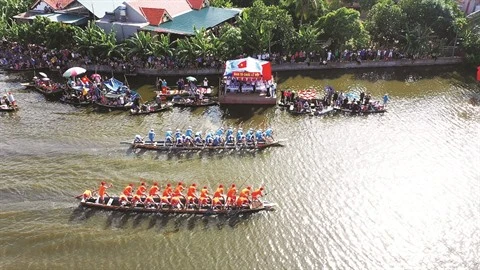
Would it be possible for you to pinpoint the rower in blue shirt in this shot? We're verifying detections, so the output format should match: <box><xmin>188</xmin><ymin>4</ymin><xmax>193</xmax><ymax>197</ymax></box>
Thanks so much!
<box><xmin>194</xmin><ymin>131</ymin><xmax>203</xmax><ymax>145</ymax></box>
<box><xmin>213</xmin><ymin>135</ymin><xmax>221</xmax><ymax>146</ymax></box>
<box><xmin>246</xmin><ymin>131</ymin><xmax>254</xmax><ymax>143</ymax></box>
<box><xmin>165</xmin><ymin>128</ymin><xmax>173</xmax><ymax>144</ymax></box>
<box><xmin>256</xmin><ymin>129</ymin><xmax>264</xmax><ymax>141</ymax></box>
<box><xmin>185</xmin><ymin>126</ymin><xmax>193</xmax><ymax>138</ymax></box>
<box><xmin>236</xmin><ymin>128</ymin><xmax>243</xmax><ymax>141</ymax></box>
<box><xmin>216</xmin><ymin>127</ymin><xmax>224</xmax><ymax>137</ymax></box>
<box><xmin>226</xmin><ymin>133</ymin><xmax>235</xmax><ymax>144</ymax></box>
<box><xmin>175</xmin><ymin>129</ymin><xmax>182</xmax><ymax>139</ymax></box>
<box><xmin>265</xmin><ymin>128</ymin><xmax>274</xmax><ymax>141</ymax></box>
<box><xmin>205</xmin><ymin>131</ymin><xmax>214</xmax><ymax>145</ymax></box>
<box><xmin>148</xmin><ymin>129</ymin><xmax>155</xmax><ymax>142</ymax></box>
<box><xmin>226</xmin><ymin>127</ymin><xmax>234</xmax><ymax>139</ymax></box>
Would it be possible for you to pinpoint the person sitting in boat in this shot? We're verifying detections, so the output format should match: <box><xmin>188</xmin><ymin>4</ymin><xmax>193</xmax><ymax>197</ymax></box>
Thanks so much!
<box><xmin>205</xmin><ymin>131</ymin><xmax>214</xmax><ymax>146</ymax></box>
<box><xmin>255</xmin><ymin>129</ymin><xmax>265</xmax><ymax>142</ymax></box>
<box><xmin>213</xmin><ymin>184</ymin><xmax>224</xmax><ymax>201</ymax></box>
<box><xmin>175</xmin><ymin>135</ymin><xmax>183</xmax><ymax>146</ymax></box>
<box><xmin>171</xmin><ymin>195</ymin><xmax>184</xmax><ymax>209</ymax></box>
<box><xmin>212</xmin><ymin>196</ymin><xmax>224</xmax><ymax>209</ymax></box>
<box><xmin>144</xmin><ymin>195</ymin><xmax>156</xmax><ymax>208</ymax></box>
<box><xmin>186</xmin><ymin>183</ymin><xmax>197</xmax><ymax>208</ymax></box>
<box><xmin>162</xmin><ymin>183</ymin><xmax>172</xmax><ymax>198</ymax></box>
<box><xmin>7</xmin><ymin>92</ymin><xmax>16</xmax><ymax>107</ymax></box>
<box><xmin>185</xmin><ymin>126</ymin><xmax>193</xmax><ymax>138</ymax></box>
<box><xmin>302</xmin><ymin>100</ymin><xmax>310</xmax><ymax>113</ymax></box>
<box><xmin>194</xmin><ymin>132</ymin><xmax>203</xmax><ymax>145</ymax></box>
<box><xmin>184</xmin><ymin>135</ymin><xmax>193</xmax><ymax>147</ymax></box>
<box><xmin>131</xmin><ymin>194</ymin><xmax>142</xmax><ymax>207</ymax></box>
<box><xmin>239</xmin><ymin>186</ymin><xmax>252</xmax><ymax>201</ymax></box>
<box><xmin>199</xmin><ymin>186</ymin><xmax>210</xmax><ymax>208</ymax></box>
<box><xmin>119</xmin><ymin>194</ymin><xmax>129</xmax><ymax>206</ymax></box>
<box><xmin>251</xmin><ymin>187</ymin><xmax>264</xmax><ymax>202</ymax></box>
<box><xmin>226</xmin><ymin>133</ymin><xmax>235</xmax><ymax>144</ymax></box>
<box><xmin>148</xmin><ymin>182</ymin><xmax>160</xmax><ymax>198</ymax></box>
<box><xmin>3</xmin><ymin>95</ymin><xmax>10</xmax><ymax>107</ymax></box>
<box><xmin>264</xmin><ymin>128</ymin><xmax>274</xmax><ymax>141</ymax></box>
<box><xmin>165</xmin><ymin>128</ymin><xmax>173</xmax><ymax>144</ymax></box>
<box><xmin>175</xmin><ymin>129</ymin><xmax>182</xmax><ymax>140</ymax></box>
<box><xmin>148</xmin><ymin>129</ymin><xmax>155</xmax><ymax>143</ymax></box>
<box><xmin>213</xmin><ymin>135</ymin><xmax>222</xmax><ymax>146</ymax></box>
<box><xmin>134</xmin><ymin>135</ymin><xmax>143</xmax><ymax>143</ymax></box>
<box><xmin>236</xmin><ymin>128</ymin><xmax>244</xmax><ymax>142</ymax></box>
<box><xmin>135</xmin><ymin>182</ymin><xmax>147</xmax><ymax>197</ymax></box>
<box><xmin>122</xmin><ymin>183</ymin><xmax>134</xmax><ymax>197</ymax></box>
<box><xmin>160</xmin><ymin>195</ymin><xmax>170</xmax><ymax>207</ymax></box>
<box><xmin>245</xmin><ymin>129</ymin><xmax>255</xmax><ymax>144</ymax></box>
<box><xmin>97</xmin><ymin>181</ymin><xmax>112</xmax><ymax>203</ymax></box>
<box><xmin>77</xmin><ymin>189</ymin><xmax>93</xmax><ymax>201</ymax></box>
<box><xmin>216</xmin><ymin>127</ymin><xmax>224</xmax><ymax>137</ymax></box>
<box><xmin>172</xmin><ymin>182</ymin><xmax>185</xmax><ymax>199</ymax></box>
<box><xmin>226</xmin><ymin>127</ymin><xmax>234</xmax><ymax>140</ymax></box>
<box><xmin>226</xmin><ymin>184</ymin><xmax>237</xmax><ymax>208</ymax></box>
<box><xmin>236</xmin><ymin>196</ymin><xmax>250</xmax><ymax>208</ymax></box>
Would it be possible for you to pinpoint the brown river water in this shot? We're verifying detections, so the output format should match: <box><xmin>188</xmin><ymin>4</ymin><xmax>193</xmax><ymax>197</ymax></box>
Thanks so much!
<box><xmin>0</xmin><ymin>65</ymin><xmax>479</xmax><ymax>269</ymax></box>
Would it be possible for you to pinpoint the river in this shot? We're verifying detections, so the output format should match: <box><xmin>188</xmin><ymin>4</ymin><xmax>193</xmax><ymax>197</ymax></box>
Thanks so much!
<box><xmin>0</xmin><ymin>65</ymin><xmax>479</xmax><ymax>270</ymax></box>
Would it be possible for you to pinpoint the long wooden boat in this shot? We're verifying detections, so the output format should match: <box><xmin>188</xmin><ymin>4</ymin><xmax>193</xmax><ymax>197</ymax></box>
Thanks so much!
<box><xmin>94</xmin><ymin>101</ymin><xmax>133</xmax><ymax>111</ymax></box>
<box><xmin>122</xmin><ymin>140</ymin><xmax>284</xmax><ymax>151</ymax></box>
<box><xmin>78</xmin><ymin>196</ymin><xmax>276</xmax><ymax>215</ymax></box>
<box><xmin>59</xmin><ymin>96</ymin><xmax>92</xmax><ymax>106</ymax></box>
<box><xmin>130</xmin><ymin>103</ymin><xmax>173</xmax><ymax>115</ymax></box>
<box><xmin>0</xmin><ymin>105</ymin><xmax>18</xmax><ymax>112</ymax></box>
<box><xmin>34</xmin><ymin>86</ymin><xmax>64</xmax><ymax>99</ymax></box>
<box><xmin>334</xmin><ymin>107</ymin><xmax>387</xmax><ymax>114</ymax></box>
<box><xmin>172</xmin><ymin>99</ymin><xmax>218</xmax><ymax>108</ymax></box>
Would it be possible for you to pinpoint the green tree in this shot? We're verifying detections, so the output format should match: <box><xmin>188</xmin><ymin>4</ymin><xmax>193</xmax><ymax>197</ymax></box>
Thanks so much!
<box><xmin>239</xmin><ymin>0</ymin><xmax>295</xmax><ymax>54</ymax></box>
<box><xmin>74</xmin><ymin>21</ymin><xmax>120</xmax><ymax>60</ymax></box>
<box><xmin>124</xmin><ymin>31</ymin><xmax>159</xmax><ymax>60</ymax></box>
<box><xmin>218</xmin><ymin>24</ymin><xmax>243</xmax><ymax>59</ymax></box>
<box><xmin>44</xmin><ymin>22</ymin><xmax>78</xmax><ymax>49</ymax></box>
<box><xmin>315</xmin><ymin>7</ymin><xmax>368</xmax><ymax>50</ymax></box>
<box><xmin>209</xmin><ymin>0</ymin><xmax>233</xmax><ymax>8</ymax></box>
<box><xmin>293</xmin><ymin>24</ymin><xmax>320</xmax><ymax>52</ymax></box>
<box><xmin>152</xmin><ymin>33</ymin><xmax>174</xmax><ymax>58</ymax></box>
<box><xmin>281</xmin><ymin>0</ymin><xmax>326</xmax><ymax>26</ymax></box>
<box><xmin>365</xmin><ymin>0</ymin><xmax>404</xmax><ymax>46</ymax></box>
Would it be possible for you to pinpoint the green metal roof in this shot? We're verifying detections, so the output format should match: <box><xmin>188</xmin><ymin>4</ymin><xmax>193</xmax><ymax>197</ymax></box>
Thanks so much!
<box><xmin>142</xmin><ymin>7</ymin><xmax>241</xmax><ymax>35</ymax></box>
<box><xmin>37</xmin><ymin>13</ymin><xmax>88</xmax><ymax>25</ymax></box>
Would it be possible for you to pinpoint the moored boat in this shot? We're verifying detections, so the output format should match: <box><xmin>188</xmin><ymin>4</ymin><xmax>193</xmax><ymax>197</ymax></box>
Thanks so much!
<box><xmin>130</xmin><ymin>102</ymin><xmax>173</xmax><ymax>115</ymax></box>
<box><xmin>122</xmin><ymin>140</ymin><xmax>284</xmax><ymax>151</ymax></box>
<box><xmin>172</xmin><ymin>97</ymin><xmax>218</xmax><ymax>107</ymax></box>
<box><xmin>0</xmin><ymin>104</ymin><xmax>18</xmax><ymax>112</ymax></box>
<box><xmin>78</xmin><ymin>196</ymin><xmax>276</xmax><ymax>215</ymax></box>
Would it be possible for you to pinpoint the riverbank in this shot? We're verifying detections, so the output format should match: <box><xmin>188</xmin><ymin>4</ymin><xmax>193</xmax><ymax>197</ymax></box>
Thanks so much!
<box><xmin>76</xmin><ymin>57</ymin><xmax>464</xmax><ymax>77</ymax></box>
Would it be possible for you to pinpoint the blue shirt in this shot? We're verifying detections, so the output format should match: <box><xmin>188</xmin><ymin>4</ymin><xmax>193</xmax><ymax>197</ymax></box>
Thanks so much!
<box><xmin>175</xmin><ymin>131</ymin><xmax>182</xmax><ymax>138</ymax></box>
<box><xmin>265</xmin><ymin>129</ymin><xmax>273</xmax><ymax>137</ymax></box>
<box><xmin>165</xmin><ymin>131</ymin><xmax>172</xmax><ymax>138</ymax></box>
<box><xmin>148</xmin><ymin>131</ymin><xmax>155</xmax><ymax>141</ymax></box>
<box><xmin>186</xmin><ymin>129</ymin><xmax>193</xmax><ymax>138</ymax></box>
<box><xmin>216</xmin><ymin>129</ymin><xmax>224</xmax><ymax>136</ymax></box>
<box><xmin>226</xmin><ymin>129</ymin><xmax>233</xmax><ymax>137</ymax></box>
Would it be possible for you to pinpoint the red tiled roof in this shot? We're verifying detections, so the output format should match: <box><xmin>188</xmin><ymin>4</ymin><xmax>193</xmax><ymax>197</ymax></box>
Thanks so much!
<box><xmin>140</xmin><ymin>7</ymin><xmax>166</xmax><ymax>26</ymax></box>
<box><xmin>186</xmin><ymin>0</ymin><xmax>203</xmax><ymax>10</ymax></box>
<box><xmin>32</xmin><ymin>0</ymin><xmax>75</xmax><ymax>10</ymax></box>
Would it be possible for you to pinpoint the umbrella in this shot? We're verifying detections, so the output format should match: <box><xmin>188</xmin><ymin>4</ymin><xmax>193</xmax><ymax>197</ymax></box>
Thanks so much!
<box><xmin>346</xmin><ymin>92</ymin><xmax>360</xmax><ymax>100</ymax></box>
<box><xmin>41</xmin><ymin>77</ymin><xmax>50</xmax><ymax>81</ymax></box>
<box><xmin>63</xmin><ymin>67</ymin><xmax>86</xmax><ymax>78</ymax></box>
<box><xmin>186</xmin><ymin>76</ymin><xmax>197</xmax><ymax>82</ymax></box>
<box><xmin>39</xmin><ymin>72</ymin><xmax>48</xmax><ymax>78</ymax></box>
<box><xmin>91</xmin><ymin>73</ymin><xmax>101</xmax><ymax>79</ymax></box>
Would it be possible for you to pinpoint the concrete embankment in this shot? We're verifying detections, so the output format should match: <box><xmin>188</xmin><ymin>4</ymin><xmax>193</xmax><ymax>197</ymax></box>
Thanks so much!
<box><xmin>81</xmin><ymin>57</ymin><xmax>464</xmax><ymax>77</ymax></box>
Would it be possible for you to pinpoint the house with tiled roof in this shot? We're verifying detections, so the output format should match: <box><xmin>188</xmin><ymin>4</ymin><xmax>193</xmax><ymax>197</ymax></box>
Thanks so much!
<box><xmin>13</xmin><ymin>0</ymin><xmax>126</xmax><ymax>26</ymax></box>
<box><xmin>96</xmin><ymin>0</ymin><xmax>241</xmax><ymax>41</ymax></box>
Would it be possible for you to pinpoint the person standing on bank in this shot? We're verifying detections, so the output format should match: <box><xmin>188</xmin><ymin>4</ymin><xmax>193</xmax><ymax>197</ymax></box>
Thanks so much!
<box><xmin>383</xmin><ymin>93</ymin><xmax>390</xmax><ymax>107</ymax></box>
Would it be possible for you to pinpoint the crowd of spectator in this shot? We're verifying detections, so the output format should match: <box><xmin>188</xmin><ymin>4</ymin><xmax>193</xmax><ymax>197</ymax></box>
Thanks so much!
<box><xmin>0</xmin><ymin>39</ymin><xmax>439</xmax><ymax>74</ymax></box>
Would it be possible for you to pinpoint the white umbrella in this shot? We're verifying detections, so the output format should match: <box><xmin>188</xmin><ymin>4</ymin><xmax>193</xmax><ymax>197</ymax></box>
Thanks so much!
<box><xmin>39</xmin><ymin>72</ymin><xmax>48</xmax><ymax>78</ymax></box>
<box><xmin>63</xmin><ymin>67</ymin><xmax>86</xmax><ymax>78</ymax></box>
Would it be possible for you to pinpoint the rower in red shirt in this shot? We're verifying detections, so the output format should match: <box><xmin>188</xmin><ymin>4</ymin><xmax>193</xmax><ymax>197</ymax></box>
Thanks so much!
<box><xmin>239</xmin><ymin>186</ymin><xmax>251</xmax><ymax>199</ymax></box>
<box><xmin>162</xmin><ymin>183</ymin><xmax>172</xmax><ymax>197</ymax></box>
<box><xmin>226</xmin><ymin>184</ymin><xmax>237</xmax><ymax>206</ymax></box>
<box><xmin>199</xmin><ymin>186</ymin><xmax>210</xmax><ymax>207</ymax></box>
<box><xmin>97</xmin><ymin>181</ymin><xmax>112</xmax><ymax>203</ymax></box>
<box><xmin>148</xmin><ymin>182</ymin><xmax>160</xmax><ymax>197</ymax></box>
<box><xmin>187</xmin><ymin>183</ymin><xmax>197</xmax><ymax>206</ymax></box>
<box><xmin>122</xmin><ymin>183</ymin><xmax>134</xmax><ymax>196</ymax></box>
<box><xmin>251</xmin><ymin>187</ymin><xmax>264</xmax><ymax>201</ymax></box>
<box><xmin>213</xmin><ymin>184</ymin><xmax>224</xmax><ymax>199</ymax></box>
<box><xmin>136</xmin><ymin>182</ymin><xmax>147</xmax><ymax>197</ymax></box>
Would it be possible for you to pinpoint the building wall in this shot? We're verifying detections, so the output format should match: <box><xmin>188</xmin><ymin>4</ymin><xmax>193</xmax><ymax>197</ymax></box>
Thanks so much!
<box><xmin>96</xmin><ymin>20</ymin><xmax>146</xmax><ymax>41</ymax></box>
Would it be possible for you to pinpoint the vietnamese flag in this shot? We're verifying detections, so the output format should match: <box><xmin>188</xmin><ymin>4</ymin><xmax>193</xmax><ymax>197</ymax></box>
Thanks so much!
<box><xmin>237</xmin><ymin>60</ymin><xmax>247</xmax><ymax>69</ymax></box>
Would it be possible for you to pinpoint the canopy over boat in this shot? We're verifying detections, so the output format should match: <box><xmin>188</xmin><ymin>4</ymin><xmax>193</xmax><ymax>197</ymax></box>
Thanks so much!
<box><xmin>223</xmin><ymin>57</ymin><xmax>272</xmax><ymax>81</ymax></box>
